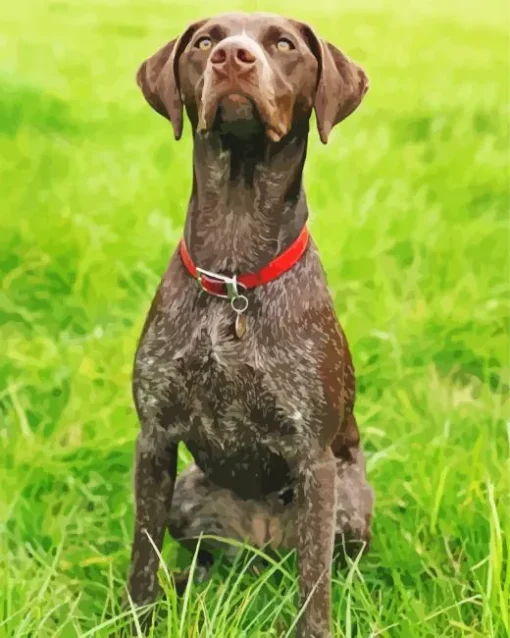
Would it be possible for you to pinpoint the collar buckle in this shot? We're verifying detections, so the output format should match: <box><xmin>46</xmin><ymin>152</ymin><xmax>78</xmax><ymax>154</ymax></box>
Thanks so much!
<box><xmin>195</xmin><ymin>267</ymin><xmax>247</xmax><ymax>301</ymax></box>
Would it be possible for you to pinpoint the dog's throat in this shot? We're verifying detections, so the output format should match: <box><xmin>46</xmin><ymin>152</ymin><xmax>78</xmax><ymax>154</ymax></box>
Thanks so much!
<box><xmin>185</xmin><ymin>129</ymin><xmax>310</xmax><ymax>274</ymax></box>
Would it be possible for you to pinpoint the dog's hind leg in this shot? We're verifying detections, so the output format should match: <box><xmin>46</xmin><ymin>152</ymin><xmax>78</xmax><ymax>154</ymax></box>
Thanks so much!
<box><xmin>168</xmin><ymin>463</ymin><xmax>278</xmax><ymax>591</ymax></box>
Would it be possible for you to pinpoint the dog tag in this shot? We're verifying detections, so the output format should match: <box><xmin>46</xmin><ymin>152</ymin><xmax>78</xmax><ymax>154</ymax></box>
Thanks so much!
<box><xmin>231</xmin><ymin>294</ymin><xmax>249</xmax><ymax>340</ymax></box>
<box><xmin>234</xmin><ymin>312</ymin><xmax>247</xmax><ymax>339</ymax></box>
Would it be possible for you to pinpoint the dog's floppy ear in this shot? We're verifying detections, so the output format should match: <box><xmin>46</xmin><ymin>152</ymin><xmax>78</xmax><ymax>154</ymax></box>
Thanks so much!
<box><xmin>299</xmin><ymin>24</ymin><xmax>369</xmax><ymax>144</ymax></box>
<box><xmin>136</xmin><ymin>20</ymin><xmax>206</xmax><ymax>140</ymax></box>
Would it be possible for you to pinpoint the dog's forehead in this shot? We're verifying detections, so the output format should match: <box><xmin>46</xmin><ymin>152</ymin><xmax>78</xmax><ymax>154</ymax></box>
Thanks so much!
<box><xmin>195</xmin><ymin>12</ymin><xmax>303</xmax><ymax>39</ymax></box>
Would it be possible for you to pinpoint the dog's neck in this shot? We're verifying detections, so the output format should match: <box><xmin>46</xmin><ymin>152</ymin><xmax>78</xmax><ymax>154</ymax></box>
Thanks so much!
<box><xmin>183</xmin><ymin>122</ymin><xmax>310</xmax><ymax>273</ymax></box>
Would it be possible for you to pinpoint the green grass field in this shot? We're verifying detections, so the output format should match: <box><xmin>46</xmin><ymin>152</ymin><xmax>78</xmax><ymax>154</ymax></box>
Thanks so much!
<box><xmin>1</xmin><ymin>0</ymin><xmax>509</xmax><ymax>636</ymax></box>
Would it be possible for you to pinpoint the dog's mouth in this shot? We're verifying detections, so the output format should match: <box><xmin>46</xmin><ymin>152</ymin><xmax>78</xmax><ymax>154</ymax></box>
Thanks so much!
<box><xmin>197</xmin><ymin>82</ymin><xmax>289</xmax><ymax>143</ymax></box>
<box><xmin>218</xmin><ymin>93</ymin><xmax>256</xmax><ymax>122</ymax></box>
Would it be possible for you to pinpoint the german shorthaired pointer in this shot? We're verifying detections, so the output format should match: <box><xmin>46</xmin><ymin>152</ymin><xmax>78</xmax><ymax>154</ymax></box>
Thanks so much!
<box><xmin>128</xmin><ymin>12</ymin><xmax>373</xmax><ymax>638</ymax></box>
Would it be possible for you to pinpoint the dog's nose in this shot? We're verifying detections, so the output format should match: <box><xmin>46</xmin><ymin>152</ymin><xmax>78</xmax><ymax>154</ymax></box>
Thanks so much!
<box><xmin>211</xmin><ymin>41</ymin><xmax>257</xmax><ymax>75</ymax></box>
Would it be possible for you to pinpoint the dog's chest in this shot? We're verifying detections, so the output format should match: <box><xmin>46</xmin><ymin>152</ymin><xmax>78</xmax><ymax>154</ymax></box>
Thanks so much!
<box><xmin>135</xmin><ymin>303</ymin><xmax>320</xmax><ymax>496</ymax></box>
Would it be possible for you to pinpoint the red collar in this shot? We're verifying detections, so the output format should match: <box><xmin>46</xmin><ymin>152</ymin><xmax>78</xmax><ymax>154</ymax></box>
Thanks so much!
<box><xmin>179</xmin><ymin>226</ymin><xmax>310</xmax><ymax>299</ymax></box>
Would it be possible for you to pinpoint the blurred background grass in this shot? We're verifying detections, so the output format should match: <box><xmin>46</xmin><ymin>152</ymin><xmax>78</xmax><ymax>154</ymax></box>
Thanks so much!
<box><xmin>0</xmin><ymin>0</ymin><xmax>509</xmax><ymax>636</ymax></box>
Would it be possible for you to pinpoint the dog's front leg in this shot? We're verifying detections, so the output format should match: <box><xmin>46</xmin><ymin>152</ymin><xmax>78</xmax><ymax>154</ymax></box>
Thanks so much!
<box><xmin>295</xmin><ymin>448</ymin><xmax>336</xmax><ymax>638</ymax></box>
<box><xmin>127</xmin><ymin>433</ymin><xmax>178</xmax><ymax>610</ymax></box>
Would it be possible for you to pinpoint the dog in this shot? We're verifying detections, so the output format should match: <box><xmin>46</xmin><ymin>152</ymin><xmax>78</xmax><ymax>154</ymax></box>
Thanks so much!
<box><xmin>128</xmin><ymin>12</ymin><xmax>373</xmax><ymax>638</ymax></box>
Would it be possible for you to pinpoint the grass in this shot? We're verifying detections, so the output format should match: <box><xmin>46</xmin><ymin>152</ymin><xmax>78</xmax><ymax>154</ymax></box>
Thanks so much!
<box><xmin>0</xmin><ymin>0</ymin><xmax>509</xmax><ymax>635</ymax></box>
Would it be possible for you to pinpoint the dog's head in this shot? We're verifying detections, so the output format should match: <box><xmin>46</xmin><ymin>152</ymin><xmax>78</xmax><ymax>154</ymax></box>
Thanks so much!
<box><xmin>136</xmin><ymin>12</ymin><xmax>368</xmax><ymax>144</ymax></box>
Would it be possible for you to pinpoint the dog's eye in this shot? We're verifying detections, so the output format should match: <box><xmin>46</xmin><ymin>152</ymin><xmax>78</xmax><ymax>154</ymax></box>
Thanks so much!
<box><xmin>276</xmin><ymin>38</ymin><xmax>294</xmax><ymax>52</ymax></box>
<box><xmin>195</xmin><ymin>37</ymin><xmax>213</xmax><ymax>51</ymax></box>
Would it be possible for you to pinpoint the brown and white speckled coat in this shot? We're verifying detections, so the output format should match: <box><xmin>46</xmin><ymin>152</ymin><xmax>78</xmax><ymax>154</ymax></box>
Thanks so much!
<box><xmin>127</xmin><ymin>12</ymin><xmax>374</xmax><ymax>638</ymax></box>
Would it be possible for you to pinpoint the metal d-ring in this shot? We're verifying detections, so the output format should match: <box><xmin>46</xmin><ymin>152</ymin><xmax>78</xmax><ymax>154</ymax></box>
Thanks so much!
<box><xmin>230</xmin><ymin>294</ymin><xmax>249</xmax><ymax>314</ymax></box>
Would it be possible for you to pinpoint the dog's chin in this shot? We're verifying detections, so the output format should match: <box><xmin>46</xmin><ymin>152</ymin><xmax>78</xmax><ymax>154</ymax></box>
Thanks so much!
<box><xmin>215</xmin><ymin>94</ymin><xmax>262</xmax><ymax>138</ymax></box>
<box><xmin>198</xmin><ymin>93</ymin><xmax>286</xmax><ymax>142</ymax></box>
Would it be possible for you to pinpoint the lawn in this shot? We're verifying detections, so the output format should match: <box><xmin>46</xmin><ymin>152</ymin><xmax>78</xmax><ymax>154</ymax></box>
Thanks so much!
<box><xmin>0</xmin><ymin>0</ymin><xmax>509</xmax><ymax>636</ymax></box>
